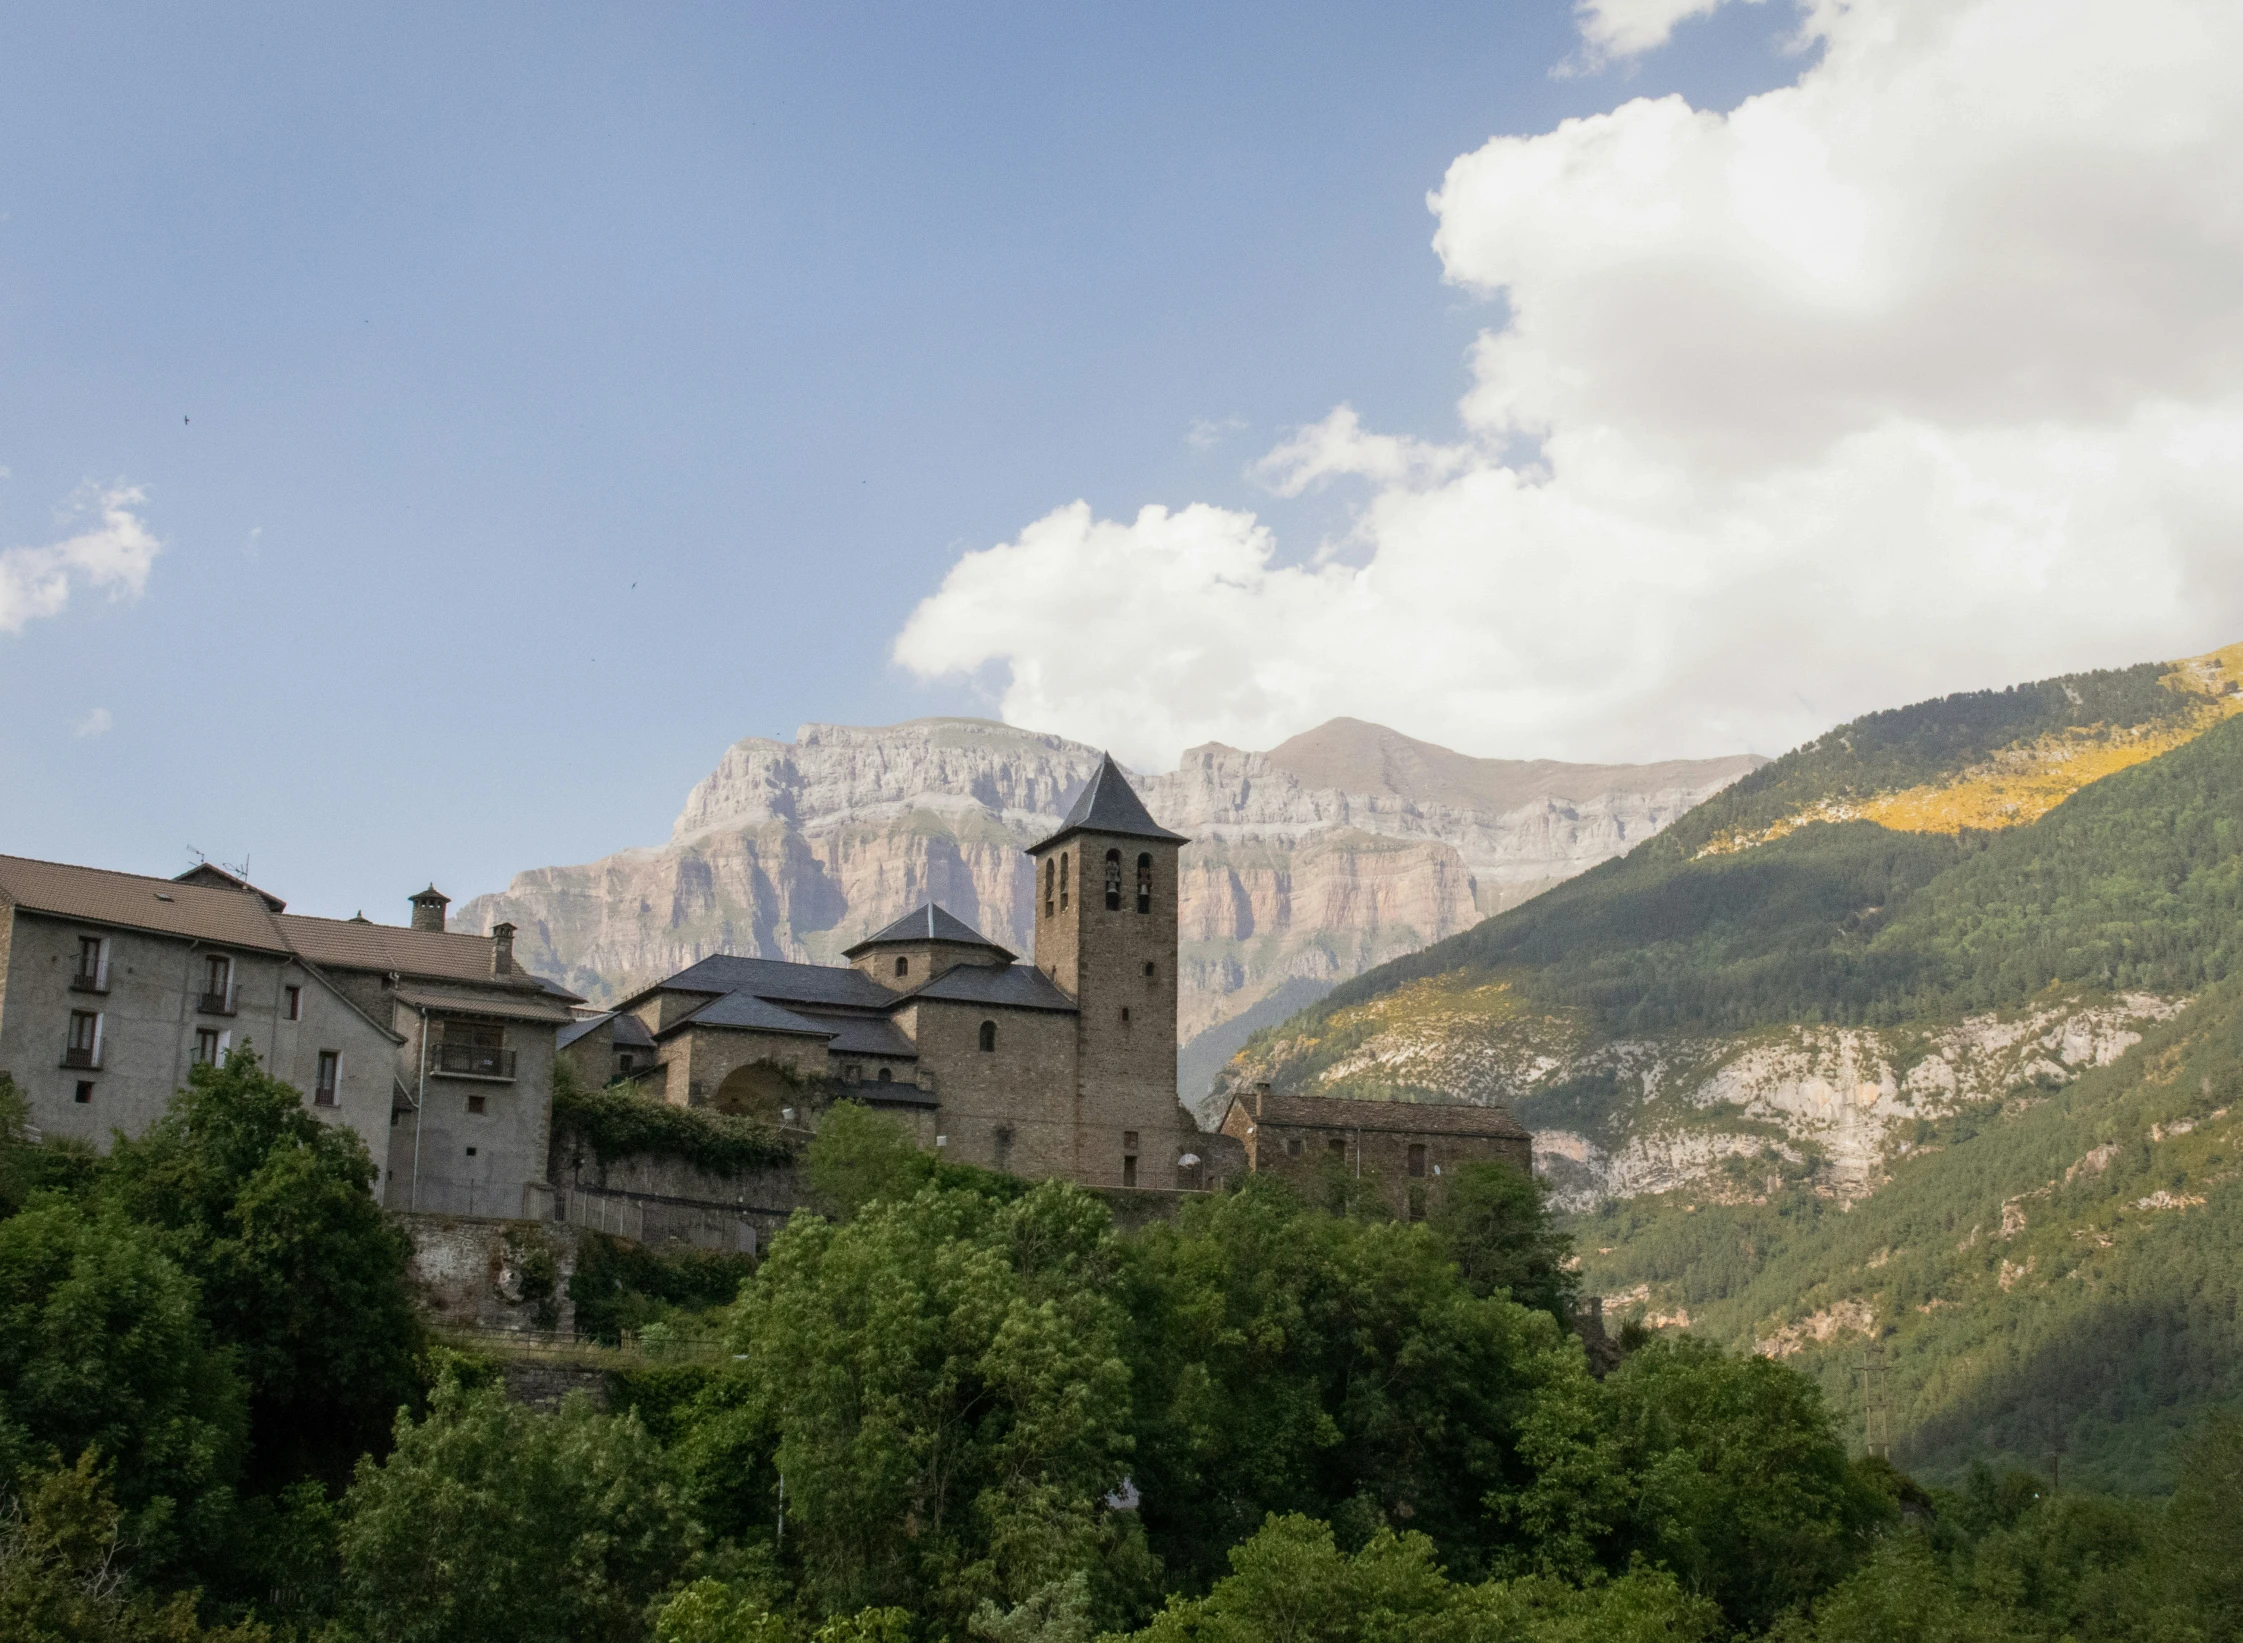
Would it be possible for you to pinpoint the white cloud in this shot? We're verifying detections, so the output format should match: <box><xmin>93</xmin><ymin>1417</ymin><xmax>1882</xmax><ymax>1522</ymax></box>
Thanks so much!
<box><xmin>74</xmin><ymin>707</ymin><xmax>112</xmax><ymax>737</ymax></box>
<box><xmin>1571</xmin><ymin>0</ymin><xmax>1768</xmax><ymax>65</ymax></box>
<box><xmin>0</xmin><ymin>484</ymin><xmax>161</xmax><ymax>635</ymax></box>
<box><xmin>1186</xmin><ymin>416</ymin><xmax>1247</xmax><ymax>452</ymax></box>
<box><xmin>895</xmin><ymin>0</ymin><xmax>2243</xmax><ymax>770</ymax></box>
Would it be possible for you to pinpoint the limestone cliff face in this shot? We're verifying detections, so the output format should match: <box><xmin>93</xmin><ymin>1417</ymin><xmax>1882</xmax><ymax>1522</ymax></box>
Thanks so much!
<box><xmin>455</xmin><ymin>717</ymin><xmax>1760</xmax><ymax>1085</ymax></box>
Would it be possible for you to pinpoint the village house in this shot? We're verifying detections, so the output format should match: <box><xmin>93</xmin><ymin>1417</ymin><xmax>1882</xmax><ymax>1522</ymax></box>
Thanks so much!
<box><xmin>0</xmin><ymin>857</ymin><xmax>578</xmax><ymax>1219</ymax></box>
<box><xmin>1219</xmin><ymin>1082</ymin><xmax>1533</xmax><ymax>1220</ymax></box>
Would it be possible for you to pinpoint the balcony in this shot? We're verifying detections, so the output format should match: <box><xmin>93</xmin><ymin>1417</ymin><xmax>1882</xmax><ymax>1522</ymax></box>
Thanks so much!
<box><xmin>61</xmin><ymin>1047</ymin><xmax>99</xmax><ymax>1071</ymax></box>
<box><xmin>197</xmin><ymin>991</ymin><xmax>236</xmax><ymax>1017</ymax></box>
<box><xmin>68</xmin><ymin>975</ymin><xmax>107</xmax><ymax>995</ymax></box>
<box><xmin>433</xmin><ymin>1043</ymin><xmax>516</xmax><ymax>1081</ymax></box>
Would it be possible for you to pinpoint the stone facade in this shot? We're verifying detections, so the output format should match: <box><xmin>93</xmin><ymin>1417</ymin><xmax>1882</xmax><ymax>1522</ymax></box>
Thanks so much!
<box><xmin>1219</xmin><ymin>1084</ymin><xmax>1533</xmax><ymax>1220</ymax></box>
<box><xmin>0</xmin><ymin>856</ymin><xmax>580</xmax><ymax>1225</ymax></box>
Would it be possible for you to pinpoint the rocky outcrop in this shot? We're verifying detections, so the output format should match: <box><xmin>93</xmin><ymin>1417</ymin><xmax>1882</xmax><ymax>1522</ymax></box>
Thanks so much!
<box><xmin>456</xmin><ymin>717</ymin><xmax>1761</xmax><ymax>1086</ymax></box>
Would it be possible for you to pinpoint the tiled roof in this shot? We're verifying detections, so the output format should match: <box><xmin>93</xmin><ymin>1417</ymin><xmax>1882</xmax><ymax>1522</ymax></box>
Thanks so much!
<box><xmin>0</xmin><ymin>854</ymin><xmax>295</xmax><ymax>952</ymax></box>
<box><xmin>1233</xmin><ymin>1089</ymin><xmax>1530</xmax><ymax>1141</ymax></box>
<box><xmin>841</xmin><ymin>902</ymin><xmax>1015</xmax><ymax>961</ymax></box>
<box><xmin>680</xmin><ymin>991</ymin><xmax>837</xmax><ymax>1037</ymax></box>
<box><xmin>902</xmin><ymin>962</ymin><xmax>1078</xmax><ymax>1014</ymax></box>
<box><xmin>1030</xmin><ymin>753</ymin><xmax>1188</xmax><ymax>852</ymax></box>
<box><xmin>172</xmin><ymin>863</ymin><xmax>287</xmax><ymax>911</ymax></box>
<box><xmin>655</xmin><ymin>954</ymin><xmax>897</xmax><ymax>1011</ymax></box>
<box><xmin>280</xmin><ymin>913</ymin><xmax>550</xmax><ymax>993</ymax></box>
<box><xmin>392</xmin><ymin>983</ymin><xmax>580</xmax><ymax>1025</ymax></box>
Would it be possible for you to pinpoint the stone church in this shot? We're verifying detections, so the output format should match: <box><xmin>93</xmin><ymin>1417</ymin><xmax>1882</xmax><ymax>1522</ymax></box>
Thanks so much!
<box><xmin>600</xmin><ymin>754</ymin><xmax>1205</xmax><ymax>1190</ymax></box>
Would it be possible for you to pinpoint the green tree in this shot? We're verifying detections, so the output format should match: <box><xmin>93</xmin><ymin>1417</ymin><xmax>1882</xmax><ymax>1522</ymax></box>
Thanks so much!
<box><xmin>2162</xmin><ymin>1408</ymin><xmax>2243</xmax><ymax>1641</ymax></box>
<box><xmin>1121</xmin><ymin>1180</ymin><xmax>1594</xmax><ymax>1590</ymax></box>
<box><xmin>103</xmin><ymin>1050</ymin><xmax>423</xmax><ymax>1486</ymax></box>
<box><xmin>1593</xmin><ymin>1336</ymin><xmax>1890</xmax><ymax>1633</ymax></box>
<box><xmin>1770</xmin><ymin>1535</ymin><xmax>2028</xmax><ymax>1643</ymax></box>
<box><xmin>0</xmin><ymin>1453</ymin><xmax>268</xmax><ymax>1643</ymax></box>
<box><xmin>1428</xmin><ymin>1163</ymin><xmax>1578</xmax><ymax>1324</ymax></box>
<box><xmin>0</xmin><ymin>1201</ymin><xmax>246</xmax><ymax>1575</ymax></box>
<box><xmin>338</xmin><ymin>1376</ymin><xmax>690</xmax><ymax>1643</ymax></box>
<box><xmin>733</xmin><ymin>1177</ymin><xmax>1141</xmax><ymax>1630</ymax></box>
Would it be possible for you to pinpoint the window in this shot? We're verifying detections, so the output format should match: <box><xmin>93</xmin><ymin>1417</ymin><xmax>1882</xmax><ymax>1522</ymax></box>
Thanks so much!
<box><xmin>194</xmin><ymin>1028</ymin><xmax>222</xmax><ymax>1066</ymax></box>
<box><xmin>435</xmin><ymin>1020</ymin><xmax>513</xmax><ymax>1078</ymax></box>
<box><xmin>284</xmin><ymin>984</ymin><xmax>302</xmax><ymax>1020</ymax></box>
<box><xmin>978</xmin><ymin>1020</ymin><xmax>997</xmax><ymax>1052</ymax></box>
<box><xmin>73</xmin><ymin>936</ymin><xmax>106</xmax><ymax>992</ymax></box>
<box><xmin>466</xmin><ymin>1094</ymin><xmax>487</xmax><ymax>1115</ymax></box>
<box><xmin>619</xmin><ymin>1052</ymin><xmax>635</xmax><ymax>1073</ymax></box>
<box><xmin>1059</xmin><ymin>853</ymin><xmax>1069</xmax><ymax>910</ymax></box>
<box><xmin>877</xmin><ymin>1067</ymin><xmax>893</xmax><ymax>1083</ymax></box>
<box><xmin>1043</xmin><ymin>857</ymin><xmax>1054</xmax><ymax>916</ymax></box>
<box><xmin>200</xmin><ymin>954</ymin><xmax>234</xmax><ymax>1014</ymax></box>
<box><xmin>464</xmin><ymin>1146</ymin><xmax>477</xmax><ymax>1157</ymax></box>
<box><xmin>1122</xmin><ymin>1155</ymin><xmax>1138</xmax><ymax>1187</ymax></box>
<box><xmin>1328</xmin><ymin>1137</ymin><xmax>1346</xmax><ymax>1157</ymax></box>
<box><xmin>843</xmin><ymin>1063</ymin><xmax>863</xmax><ymax>1083</ymax></box>
<box><xmin>1120</xmin><ymin>1006</ymin><xmax>1131</xmax><ymax>1023</ymax></box>
<box><xmin>1144</xmin><ymin>961</ymin><xmax>1156</xmax><ymax>978</ymax></box>
<box><xmin>1137</xmin><ymin>853</ymin><xmax>1153</xmax><ymax>914</ymax></box>
<box><xmin>315</xmin><ymin>1050</ymin><xmax>340</xmax><ymax>1106</ymax></box>
<box><xmin>895</xmin><ymin>956</ymin><xmax>909</xmax><ymax>977</ymax></box>
<box><xmin>1123</xmin><ymin>1131</ymin><xmax>1139</xmax><ymax>1150</ymax></box>
<box><xmin>1286</xmin><ymin>1137</ymin><xmax>1302</xmax><ymax>1158</ymax></box>
<box><xmin>64</xmin><ymin>1010</ymin><xmax>101</xmax><ymax>1069</ymax></box>
<box><xmin>1104</xmin><ymin>848</ymin><xmax>1122</xmax><ymax>910</ymax></box>
<box><xmin>1408</xmin><ymin>1143</ymin><xmax>1427</xmax><ymax>1178</ymax></box>
<box><xmin>74</xmin><ymin>1081</ymin><xmax>94</xmax><ymax>1105</ymax></box>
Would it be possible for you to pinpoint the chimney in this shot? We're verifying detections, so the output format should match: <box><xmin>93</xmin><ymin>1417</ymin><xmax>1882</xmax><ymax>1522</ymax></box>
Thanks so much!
<box><xmin>1254</xmin><ymin>1081</ymin><xmax>1272</xmax><ymax>1117</ymax></box>
<box><xmin>491</xmin><ymin>922</ymin><xmax>516</xmax><ymax>977</ymax></box>
<box><xmin>409</xmin><ymin>885</ymin><xmax>450</xmax><ymax>932</ymax></box>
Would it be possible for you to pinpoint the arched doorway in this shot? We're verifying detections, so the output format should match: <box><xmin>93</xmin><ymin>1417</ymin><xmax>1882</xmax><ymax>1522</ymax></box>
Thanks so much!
<box><xmin>711</xmin><ymin>1061</ymin><xmax>794</xmax><ymax>1122</ymax></box>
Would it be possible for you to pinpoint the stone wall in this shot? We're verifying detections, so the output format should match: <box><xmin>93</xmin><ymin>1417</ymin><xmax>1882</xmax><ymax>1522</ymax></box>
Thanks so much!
<box><xmin>906</xmin><ymin>998</ymin><xmax>1079</xmax><ymax>1177</ymax></box>
<box><xmin>1221</xmin><ymin>1099</ymin><xmax>1532</xmax><ymax>1221</ymax></box>
<box><xmin>401</xmin><ymin>1213</ymin><xmax>579</xmax><ymax>1335</ymax></box>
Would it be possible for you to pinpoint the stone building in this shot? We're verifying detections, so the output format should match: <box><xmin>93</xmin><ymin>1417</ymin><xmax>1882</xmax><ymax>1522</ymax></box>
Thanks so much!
<box><xmin>0</xmin><ymin>857</ymin><xmax>577</xmax><ymax>1219</ymax></box>
<box><xmin>615</xmin><ymin>754</ymin><xmax>1204</xmax><ymax>1190</ymax></box>
<box><xmin>1219</xmin><ymin>1083</ymin><xmax>1532</xmax><ymax>1220</ymax></box>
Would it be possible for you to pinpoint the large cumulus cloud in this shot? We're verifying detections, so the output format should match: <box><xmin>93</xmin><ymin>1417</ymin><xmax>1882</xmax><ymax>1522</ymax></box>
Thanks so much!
<box><xmin>895</xmin><ymin>0</ymin><xmax>2243</xmax><ymax>768</ymax></box>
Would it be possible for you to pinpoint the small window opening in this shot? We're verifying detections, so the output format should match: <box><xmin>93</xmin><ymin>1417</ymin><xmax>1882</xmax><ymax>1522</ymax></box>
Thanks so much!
<box><xmin>1286</xmin><ymin>1137</ymin><xmax>1303</xmax><ymax>1158</ymax></box>
<box><xmin>895</xmin><ymin>955</ymin><xmax>909</xmax><ymax>978</ymax></box>
<box><xmin>844</xmin><ymin>1063</ymin><xmax>863</xmax><ymax>1083</ymax></box>
<box><xmin>1059</xmin><ymin>852</ymin><xmax>1069</xmax><ymax>910</ymax></box>
<box><xmin>1144</xmin><ymin>961</ymin><xmax>1156</xmax><ymax>978</ymax></box>
<box><xmin>877</xmin><ymin>1066</ymin><xmax>893</xmax><ymax>1083</ymax></box>
<box><xmin>1136</xmin><ymin>852</ymin><xmax>1153</xmax><ymax>914</ymax></box>
<box><xmin>284</xmin><ymin>984</ymin><xmax>302</xmax><ymax>1020</ymax></box>
<box><xmin>979</xmin><ymin>1020</ymin><xmax>997</xmax><ymax>1052</ymax></box>
<box><xmin>1104</xmin><ymin>848</ymin><xmax>1122</xmax><ymax>910</ymax></box>
<box><xmin>1044</xmin><ymin>857</ymin><xmax>1054</xmax><ymax>916</ymax></box>
<box><xmin>467</xmin><ymin>1094</ymin><xmax>487</xmax><ymax>1114</ymax></box>
<box><xmin>1328</xmin><ymin>1137</ymin><xmax>1346</xmax><ymax>1157</ymax></box>
<box><xmin>315</xmin><ymin>1050</ymin><xmax>340</xmax><ymax>1107</ymax></box>
<box><xmin>74</xmin><ymin>1081</ymin><xmax>94</xmax><ymax>1105</ymax></box>
<box><xmin>1122</xmin><ymin>1155</ymin><xmax>1138</xmax><ymax>1187</ymax></box>
<box><xmin>1123</xmin><ymin>1131</ymin><xmax>1140</xmax><ymax>1150</ymax></box>
<box><xmin>1121</xmin><ymin>1006</ymin><xmax>1131</xmax><ymax>1023</ymax></box>
<box><xmin>464</xmin><ymin>1146</ymin><xmax>477</xmax><ymax>1157</ymax></box>
<box><xmin>1408</xmin><ymin>1143</ymin><xmax>1427</xmax><ymax>1179</ymax></box>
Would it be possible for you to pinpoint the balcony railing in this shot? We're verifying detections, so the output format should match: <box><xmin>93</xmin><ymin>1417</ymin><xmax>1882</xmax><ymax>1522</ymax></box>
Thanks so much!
<box><xmin>68</xmin><ymin>975</ymin><xmax>106</xmax><ymax>995</ymax></box>
<box><xmin>61</xmin><ymin>1047</ymin><xmax>98</xmax><ymax>1070</ymax></box>
<box><xmin>434</xmin><ymin>1043</ymin><xmax>516</xmax><ymax>1080</ymax></box>
<box><xmin>197</xmin><ymin>991</ymin><xmax>236</xmax><ymax>1016</ymax></box>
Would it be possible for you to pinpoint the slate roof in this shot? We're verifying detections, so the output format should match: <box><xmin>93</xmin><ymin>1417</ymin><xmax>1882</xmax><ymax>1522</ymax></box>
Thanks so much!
<box><xmin>902</xmin><ymin>962</ymin><xmax>1078</xmax><ymax>1014</ymax></box>
<box><xmin>682</xmin><ymin>991</ymin><xmax>838</xmax><ymax>1037</ymax></box>
<box><xmin>842</xmin><ymin>902</ymin><xmax>1015</xmax><ymax>961</ymax></box>
<box><xmin>819</xmin><ymin>1015</ymin><xmax>921</xmax><ymax>1058</ymax></box>
<box><xmin>1030</xmin><ymin>754</ymin><xmax>1189</xmax><ymax>853</ymax></box>
<box><xmin>612</xmin><ymin>1012</ymin><xmax>655</xmax><ymax>1049</ymax></box>
<box><xmin>557</xmin><ymin>1013</ymin><xmax>612</xmax><ymax>1051</ymax></box>
<box><xmin>653</xmin><ymin>954</ymin><xmax>897</xmax><ymax>1011</ymax></box>
<box><xmin>1231</xmin><ymin>1089</ymin><xmax>1531</xmax><ymax>1141</ymax></box>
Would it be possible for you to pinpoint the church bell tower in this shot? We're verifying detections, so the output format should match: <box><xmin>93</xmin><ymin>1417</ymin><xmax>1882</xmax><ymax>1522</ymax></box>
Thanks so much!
<box><xmin>1026</xmin><ymin>754</ymin><xmax>1187</xmax><ymax>1188</ymax></box>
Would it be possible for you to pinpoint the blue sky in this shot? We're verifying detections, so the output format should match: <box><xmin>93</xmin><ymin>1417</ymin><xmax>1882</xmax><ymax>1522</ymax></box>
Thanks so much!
<box><xmin>7</xmin><ymin>1</ymin><xmax>2237</xmax><ymax>920</ymax></box>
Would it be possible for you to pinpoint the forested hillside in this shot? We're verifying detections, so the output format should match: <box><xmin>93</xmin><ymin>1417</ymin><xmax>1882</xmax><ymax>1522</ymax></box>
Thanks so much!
<box><xmin>1226</xmin><ymin>644</ymin><xmax>2243</xmax><ymax>1486</ymax></box>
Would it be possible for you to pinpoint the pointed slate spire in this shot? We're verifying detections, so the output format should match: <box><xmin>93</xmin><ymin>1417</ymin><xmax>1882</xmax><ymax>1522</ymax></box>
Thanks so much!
<box><xmin>1030</xmin><ymin>754</ymin><xmax>1189</xmax><ymax>854</ymax></box>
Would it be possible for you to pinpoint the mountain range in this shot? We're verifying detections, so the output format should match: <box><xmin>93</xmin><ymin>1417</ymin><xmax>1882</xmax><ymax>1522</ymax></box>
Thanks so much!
<box><xmin>454</xmin><ymin>718</ymin><xmax>1760</xmax><ymax>1106</ymax></box>
<box><xmin>1229</xmin><ymin>641</ymin><xmax>2243</xmax><ymax>1488</ymax></box>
